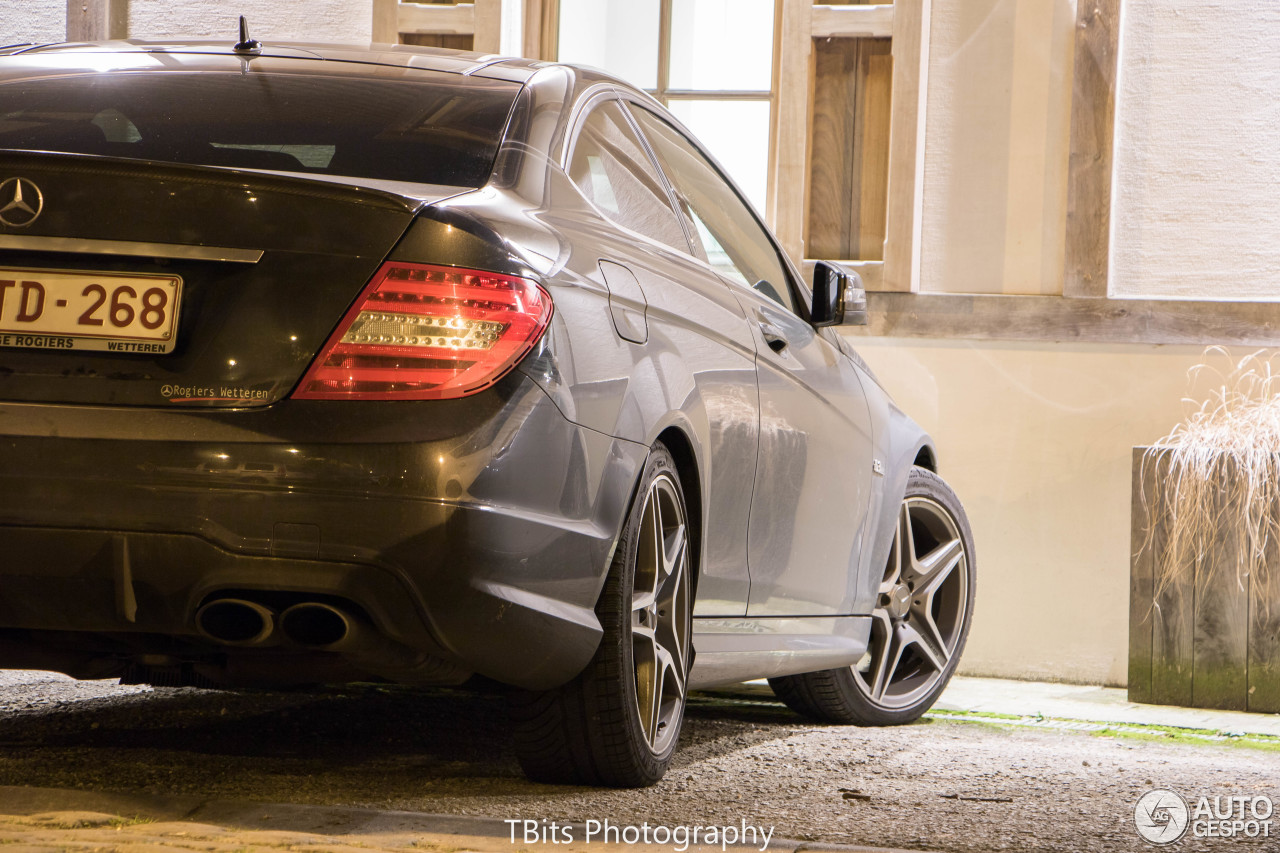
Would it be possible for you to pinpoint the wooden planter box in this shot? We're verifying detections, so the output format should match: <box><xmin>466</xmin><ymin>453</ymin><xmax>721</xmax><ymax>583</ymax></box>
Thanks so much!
<box><xmin>1129</xmin><ymin>447</ymin><xmax>1280</xmax><ymax>712</ymax></box>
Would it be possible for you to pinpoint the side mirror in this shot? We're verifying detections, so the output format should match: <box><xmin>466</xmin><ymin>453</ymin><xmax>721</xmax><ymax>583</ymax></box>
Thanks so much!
<box><xmin>810</xmin><ymin>261</ymin><xmax>867</xmax><ymax>327</ymax></box>
<box><xmin>842</xmin><ymin>269</ymin><xmax>868</xmax><ymax>326</ymax></box>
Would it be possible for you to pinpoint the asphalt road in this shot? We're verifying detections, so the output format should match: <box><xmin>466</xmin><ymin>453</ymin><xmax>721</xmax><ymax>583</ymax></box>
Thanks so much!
<box><xmin>0</xmin><ymin>671</ymin><xmax>1276</xmax><ymax>852</ymax></box>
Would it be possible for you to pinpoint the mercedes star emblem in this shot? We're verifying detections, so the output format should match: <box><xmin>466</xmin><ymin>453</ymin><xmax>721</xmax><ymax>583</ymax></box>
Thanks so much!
<box><xmin>0</xmin><ymin>177</ymin><xmax>44</xmax><ymax>228</ymax></box>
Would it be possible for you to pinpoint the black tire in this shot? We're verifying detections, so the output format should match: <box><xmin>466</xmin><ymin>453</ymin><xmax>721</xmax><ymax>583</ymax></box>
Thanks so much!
<box><xmin>509</xmin><ymin>443</ymin><xmax>693</xmax><ymax>786</ymax></box>
<box><xmin>769</xmin><ymin>467</ymin><xmax>975</xmax><ymax>726</ymax></box>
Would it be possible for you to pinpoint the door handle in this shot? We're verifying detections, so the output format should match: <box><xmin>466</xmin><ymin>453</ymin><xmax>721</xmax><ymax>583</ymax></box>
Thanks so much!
<box><xmin>758</xmin><ymin>323</ymin><xmax>789</xmax><ymax>354</ymax></box>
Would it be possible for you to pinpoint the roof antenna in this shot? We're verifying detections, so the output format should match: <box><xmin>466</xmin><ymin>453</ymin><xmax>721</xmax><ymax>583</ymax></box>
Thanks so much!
<box><xmin>233</xmin><ymin>16</ymin><xmax>262</xmax><ymax>53</ymax></box>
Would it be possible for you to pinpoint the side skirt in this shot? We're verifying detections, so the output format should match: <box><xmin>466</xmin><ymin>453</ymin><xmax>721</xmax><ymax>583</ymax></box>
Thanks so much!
<box><xmin>688</xmin><ymin>615</ymin><xmax>872</xmax><ymax>689</ymax></box>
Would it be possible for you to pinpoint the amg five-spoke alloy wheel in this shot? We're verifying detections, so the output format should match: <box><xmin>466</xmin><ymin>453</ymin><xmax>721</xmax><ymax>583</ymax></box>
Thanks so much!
<box><xmin>769</xmin><ymin>467</ymin><xmax>975</xmax><ymax>726</ymax></box>
<box><xmin>511</xmin><ymin>443</ymin><xmax>692</xmax><ymax>786</ymax></box>
<box><xmin>629</xmin><ymin>468</ymin><xmax>692</xmax><ymax>756</ymax></box>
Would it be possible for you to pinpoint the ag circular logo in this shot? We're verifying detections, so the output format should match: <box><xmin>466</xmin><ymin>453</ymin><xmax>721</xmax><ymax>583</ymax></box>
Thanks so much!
<box><xmin>0</xmin><ymin>177</ymin><xmax>44</xmax><ymax>228</ymax></box>
<box><xmin>1135</xmin><ymin>789</ymin><xmax>1190</xmax><ymax>845</ymax></box>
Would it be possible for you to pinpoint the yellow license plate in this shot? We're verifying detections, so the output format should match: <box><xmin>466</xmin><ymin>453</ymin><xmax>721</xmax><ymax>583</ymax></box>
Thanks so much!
<box><xmin>0</xmin><ymin>267</ymin><xmax>182</xmax><ymax>354</ymax></box>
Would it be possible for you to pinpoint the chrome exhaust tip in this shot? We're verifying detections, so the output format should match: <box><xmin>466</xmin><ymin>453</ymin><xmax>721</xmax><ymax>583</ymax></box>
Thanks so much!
<box><xmin>195</xmin><ymin>598</ymin><xmax>275</xmax><ymax>646</ymax></box>
<box><xmin>279</xmin><ymin>602</ymin><xmax>353</xmax><ymax>649</ymax></box>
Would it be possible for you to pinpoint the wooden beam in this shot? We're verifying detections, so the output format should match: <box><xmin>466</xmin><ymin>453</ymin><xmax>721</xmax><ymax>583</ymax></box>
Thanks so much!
<box><xmin>1190</xmin><ymin>455</ymin><xmax>1249</xmax><ymax>710</ymax></box>
<box><xmin>372</xmin><ymin>0</ymin><xmax>399</xmax><ymax>43</ymax></box>
<box><xmin>770</xmin><ymin>0</ymin><xmax>814</xmax><ymax>264</ymax></box>
<box><xmin>521</xmin><ymin>0</ymin><xmax>543</xmax><ymax>59</ymax></box>
<box><xmin>537</xmin><ymin>0</ymin><xmax>559</xmax><ymax>60</ymax></box>
<box><xmin>65</xmin><ymin>0</ymin><xmax>128</xmax><ymax>41</ymax></box>
<box><xmin>851</xmin><ymin>292</ymin><xmax>1280</xmax><ymax>347</ymax></box>
<box><xmin>1251</xmin><ymin>530</ymin><xmax>1280</xmax><ymax>712</ymax></box>
<box><xmin>1136</xmin><ymin>438</ymin><xmax>1192</xmax><ymax>701</ymax></box>
<box><xmin>473</xmin><ymin>0</ymin><xmax>502</xmax><ymax>53</ymax></box>
<box><xmin>811</xmin><ymin>4</ymin><xmax>894</xmax><ymax>40</ymax></box>
<box><xmin>397</xmin><ymin>2</ymin><xmax>476</xmax><ymax>36</ymax></box>
<box><xmin>1151</xmin><ymin>523</ymin><xmax>1195</xmax><ymax>708</ymax></box>
<box><xmin>1063</xmin><ymin>0</ymin><xmax>1121</xmax><ymax>298</ymax></box>
<box><xmin>880</xmin><ymin>0</ymin><xmax>930</xmax><ymax>292</ymax></box>
<box><xmin>843</xmin><ymin>260</ymin><xmax>884</xmax><ymax>292</ymax></box>
<box><xmin>1129</xmin><ymin>448</ymin><xmax>1157</xmax><ymax>704</ymax></box>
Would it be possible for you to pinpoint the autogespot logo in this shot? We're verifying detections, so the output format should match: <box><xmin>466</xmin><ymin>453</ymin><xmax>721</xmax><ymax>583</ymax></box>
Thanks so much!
<box><xmin>1135</xmin><ymin>789</ymin><xmax>1276</xmax><ymax>844</ymax></box>
<box><xmin>1135</xmin><ymin>790</ymin><xmax>1190</xmax><ymax>845</ymax></box>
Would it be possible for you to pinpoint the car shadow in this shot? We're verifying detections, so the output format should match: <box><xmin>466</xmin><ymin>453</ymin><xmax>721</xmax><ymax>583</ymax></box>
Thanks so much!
<box><xmin>0</xmin><ymin>680</ymin><xmax>810</xmax><ymax>802</ymax></box>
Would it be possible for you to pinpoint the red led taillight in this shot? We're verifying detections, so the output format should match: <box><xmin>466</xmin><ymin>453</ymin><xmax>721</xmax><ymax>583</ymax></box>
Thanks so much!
<box><xmin>292</xmin><ymin>262</ymin><xmax>552</xmax><ymax>400</ymax></box>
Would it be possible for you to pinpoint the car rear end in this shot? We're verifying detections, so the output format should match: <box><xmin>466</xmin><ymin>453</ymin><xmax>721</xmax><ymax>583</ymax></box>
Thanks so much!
<box><xmin>0</xmin><ymin>44</ymin><xmax>634</xmax><ymax>691</ymax></box>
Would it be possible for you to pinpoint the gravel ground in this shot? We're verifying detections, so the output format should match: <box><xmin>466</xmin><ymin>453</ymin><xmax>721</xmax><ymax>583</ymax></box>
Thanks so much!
<box><xmin>0</xmin><ymin>671</ymin><xmax>1276</xmax><ymax>853</ymax></box>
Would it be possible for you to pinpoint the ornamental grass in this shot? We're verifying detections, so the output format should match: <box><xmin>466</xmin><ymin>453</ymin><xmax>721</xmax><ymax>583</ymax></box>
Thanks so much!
<box><xmin>1140</xmin><ymin>347</ymin><xmax>1280</xmax><ymax>616</ymax></box>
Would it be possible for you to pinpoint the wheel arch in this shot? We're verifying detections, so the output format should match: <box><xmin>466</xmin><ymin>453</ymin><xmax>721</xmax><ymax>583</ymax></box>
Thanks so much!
<box><xmin>858</xmin><ymin>403</ymin><xmax>938</xmax><ymax>614</ymax></box>
<box><xmin>655</xmin><ymin>425</ymin><xmax>704</xmax><ymax>603</ymax></box>
<box><xmin>913</xmin><ymin>444</ymin><xmax>937</xmax><ymax>472</ymax></box>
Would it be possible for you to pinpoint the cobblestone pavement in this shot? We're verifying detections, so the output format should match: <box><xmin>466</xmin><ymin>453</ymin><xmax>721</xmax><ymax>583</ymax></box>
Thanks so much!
<box><xmin>0</xmin><ymin>671</ymin><xmax>1276</xmax><ymax>852</ymax></box>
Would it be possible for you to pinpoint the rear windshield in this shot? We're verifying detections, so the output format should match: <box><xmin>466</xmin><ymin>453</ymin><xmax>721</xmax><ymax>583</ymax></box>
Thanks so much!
<box><xmin>0</xmin><ymin>69</ymin><xmax>521</xmax><ymax>187</ymax></box>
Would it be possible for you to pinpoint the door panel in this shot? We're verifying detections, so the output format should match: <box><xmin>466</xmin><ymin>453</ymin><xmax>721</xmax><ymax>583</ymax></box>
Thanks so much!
<box><xmin>737</xmin><ymin>288</ymin><xmax>876</xmax><ymax>616</ymax></box>
<box><xmin>623</xmin><ymin>102</ymin><xmax>875</xmax><ymax>618</ymax></box>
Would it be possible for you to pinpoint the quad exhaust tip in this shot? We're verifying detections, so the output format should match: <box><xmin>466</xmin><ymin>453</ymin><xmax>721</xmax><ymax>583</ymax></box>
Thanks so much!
<box><xmin>196</xmin><ymin>598</ymin><xmax>359</xmax><ymax>650</ymax></box>
<box><xmin>279</xmin><ymin>602</ymin><xmax>352</xmax><ymax>649</ymax></box>
<box><xmin>195</xmin><ymin>598</ymin><xmax>274</xmax><ymax>646</ymax></box>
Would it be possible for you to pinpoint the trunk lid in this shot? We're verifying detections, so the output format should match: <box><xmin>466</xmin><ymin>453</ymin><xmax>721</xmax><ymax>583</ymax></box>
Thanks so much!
<box><xmin>0</xmin><ymin>151</ymin><xmax>463</xmax><ymax>407</ymax></box>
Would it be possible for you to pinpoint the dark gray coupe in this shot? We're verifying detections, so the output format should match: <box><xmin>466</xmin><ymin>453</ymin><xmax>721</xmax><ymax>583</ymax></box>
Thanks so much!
<box><xmin>0</xmin><ymin>35</ymin><xmax>975</xmax><ymax>787</ymax></box>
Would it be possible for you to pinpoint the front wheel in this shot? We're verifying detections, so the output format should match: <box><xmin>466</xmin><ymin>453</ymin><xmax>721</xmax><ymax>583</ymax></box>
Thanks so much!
<box><xmin>769</xmin><ymin>467</ymin><xmax>975</xmax><ymax>726</ymax></box>
<box><xmin>509</xmin><ymin>443</ymin><xmax>692</xmax><ymax>786</ymax></box>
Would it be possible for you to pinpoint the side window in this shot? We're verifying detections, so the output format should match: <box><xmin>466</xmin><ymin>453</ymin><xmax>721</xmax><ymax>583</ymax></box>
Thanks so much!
<box><xmin>628</xmin><ymin>105</ymin><xmax>798</xmax><ymax>315</ymax></box>
<box><xmin>567</xmin><ymin>98</ymin><xmax>689</xmax><ymax>254</ymax></box>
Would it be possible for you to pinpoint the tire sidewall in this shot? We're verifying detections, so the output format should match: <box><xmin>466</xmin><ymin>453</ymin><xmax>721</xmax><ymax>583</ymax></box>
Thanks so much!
<box><xmin>844</xmin><ymin>467</ymin><xmax>976</xmax><ymax>725</ymax></box>
<box><xmin>593</xmin><ymin>443</ymin><xmax>690</xmax><ymax>775</ymax></box>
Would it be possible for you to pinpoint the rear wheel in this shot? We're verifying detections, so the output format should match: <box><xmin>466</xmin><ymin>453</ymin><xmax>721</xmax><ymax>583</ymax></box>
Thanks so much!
<box><xmin>510</xmin><ymin>444</ymin><xmax>692</xmax><ymax>786</ymax></box>
<box><xmin>770</xmin><ymin>467</ymin><xmax>974</xmax><ymax>726</ymax></box>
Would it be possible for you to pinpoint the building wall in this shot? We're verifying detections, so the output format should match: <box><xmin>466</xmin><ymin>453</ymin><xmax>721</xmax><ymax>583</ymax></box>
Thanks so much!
<box><xmin>904</xmin><ymin>1</ymin><xmax>1280</xmax><ymax>684</ymax></box>
<box><xmin>0</xmin><ymin>0</ymin><xmax>64</xmax><ymax>45</ymax></box>
<box><xmin>128</xmin><ymin>0</ymin><xmax>370</xmax><ymax>42</ymax></box>
<box><xmin>921</xmin><ymin>0</ymin><xmax>1076</xmax><ymax>296</ymax></box>
<box><xmin>0</xmin><ymin>0</ymin><xmax>369</xmax><ymax>44</ymax></box>
<box><xmin>848</xmin><ymin>337</ymin><xmax>1246</xmax><ymax>686</ymax></box>
<box><xmin>1109</xmin><ymin>0</ymin><xmax>1280</xmax><ymax>301</ymax></box>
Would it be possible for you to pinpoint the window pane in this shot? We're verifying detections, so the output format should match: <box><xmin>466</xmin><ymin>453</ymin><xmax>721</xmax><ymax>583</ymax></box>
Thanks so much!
<box><xmin>631</xmin><ymin>106</ymin><xmax>796</xmax><ymax>314</ymax></box>
<box><xmin>0</xmin><ymin>71</ymin><xmax>520</xmax><ymax>187</ymax></box>
<box><xmin>568</xmin><ymin>100</ymin><xmax>688</xmax><ymax>252</ymax></box>
<box><xmin>667</xmin><ymin>99</ymin><xmax>771</xmax><ymax>214</ymax></box>
<box><xmin>668</xmin><ymin>0</ymin><xmax>774</xmax><ymax>92</ymax></box>
<box><xmin>557</xmin><ymin>0</ymin><xmax>660</xmax><ymax>90</ymax></box>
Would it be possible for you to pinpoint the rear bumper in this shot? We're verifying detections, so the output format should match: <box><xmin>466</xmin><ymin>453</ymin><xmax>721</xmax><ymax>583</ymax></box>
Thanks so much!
<box><xmin>0</xmin><ymin>374</ymin><xmax>647</xmax><ymax>689</ymax></box>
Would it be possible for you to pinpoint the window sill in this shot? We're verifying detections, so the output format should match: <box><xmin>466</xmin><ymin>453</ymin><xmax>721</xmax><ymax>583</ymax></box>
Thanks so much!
<box><xmin>845</xmin><ymin>292</ymin><xmax>1280</xmax><ymax>346</ymax></box>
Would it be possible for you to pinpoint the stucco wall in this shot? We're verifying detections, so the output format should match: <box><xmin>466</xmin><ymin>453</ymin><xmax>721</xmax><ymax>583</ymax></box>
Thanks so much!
<box><xmin>0</xmin><ymin>0</ymin><xmax>64</xmax><ymax>45</ymax></box>
<box><xmin>848</xmin><ymin>336</ymin><xmax>1244</xmax><ymax>686</ymax></box>
<box><xmin>920</xmin><ymin>0</ymin><xmax>1076</xmax><ymax>295</ymax></box>
<box><xmin>128</xmin><ymin>0</ymin><xmax>370</xmax><ymax>42</ymax></box>
<box><xmin>907</xmin><ymin>1</ymin><xmax>1280</xmax><ymax>684</ymax></box>
<box><xmin>0</xmin><ymin>0</ymin><xmax>371</xmax><ymax>44</ymax></box>
<box><xmin>1109</xmin><ymin>1</ymin><xmax>1280</xmax><ymax>301</ymax></box>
